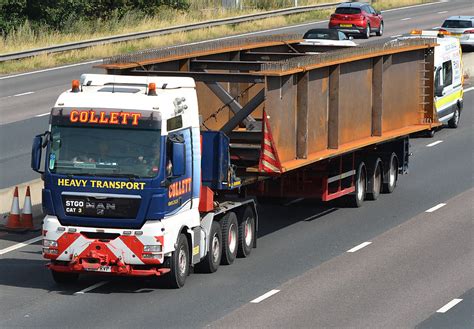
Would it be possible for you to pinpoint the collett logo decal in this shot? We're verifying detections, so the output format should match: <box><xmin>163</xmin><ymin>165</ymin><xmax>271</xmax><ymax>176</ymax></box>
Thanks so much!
<box><xmin>69</xmin><ymin>110</ymin><xmax>142</xmax><ymax>125</ymax></box>
<box><xmin>168</xmin><ymin>178</ymin><xmax>192</xmax><ymax>199</ymax></box>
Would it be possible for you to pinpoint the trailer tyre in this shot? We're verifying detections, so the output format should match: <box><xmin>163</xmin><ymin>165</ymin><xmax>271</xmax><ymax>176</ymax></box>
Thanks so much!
<box><xmin>51</xmin><ymin>270</ymin><xmax>79</xmax><ymax>284</ymax></box>
<box><xmin>194</xmin><ymin>221</ymin><xmax>222</xmax><ymax>273</ymax></box>
<box><xmin>382</xmin><ymin>153</ymin><xmax>398</xmax><ymax>194</ymax></box>
<box><xmin>220</xmin><ymin>212</ymin><xmax>238</xmax><ymax>265</ymax></box>
<box><xmin>347</xmin><ymin>162</ymin><xmax>367</xmax><ymax>207</ymax></box>
<box><xmin>237</xmin><ymin>207</ymin><xmax>255</xmax><ymax>258</ymax></box>
<box><xmin>163</xmin><ymin>233</ymin><xmax>189</xmax><ymax>288</ymax></box>
<box><xmin>367</xmin><ymin>158</ymin><xmax>382</xmax><ymax>201</ymax></box>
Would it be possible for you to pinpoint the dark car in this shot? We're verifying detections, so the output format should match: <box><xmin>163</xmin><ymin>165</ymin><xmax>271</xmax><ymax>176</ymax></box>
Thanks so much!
<box><xmin>329</xmin><ymin>2</ymin><xmax>384</xmax><ymax>39</ymax></box>
<box><xmin>301</xmin><ymin>28</ymin><xmax>357</xmax><ymax>47</ymax></box>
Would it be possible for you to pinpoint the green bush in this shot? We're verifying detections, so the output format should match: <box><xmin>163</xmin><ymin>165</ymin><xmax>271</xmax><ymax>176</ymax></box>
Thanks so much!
<box><xmin>0</xmin><ymin>0</ymin><xmax>190</xmax><ymax>35</ymax></box>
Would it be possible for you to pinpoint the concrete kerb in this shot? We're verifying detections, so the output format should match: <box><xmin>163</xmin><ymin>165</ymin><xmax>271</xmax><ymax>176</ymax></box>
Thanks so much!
<box><xmin>0</xmin><ymin>178</ymin><xmax>43</xmax><ymax>224</ymax></box>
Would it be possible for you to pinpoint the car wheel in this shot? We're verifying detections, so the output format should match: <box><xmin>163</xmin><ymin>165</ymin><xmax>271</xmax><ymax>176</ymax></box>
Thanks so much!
<box><xmin>448</xmin><ymin>106</ymin><xmax>460</xmax><ymax>128</ymax></box>
<box><xmin>376</xmin><ymin>21</ymin><xmax>384</xmax><ymax>36</ymax></box>
<box><xmin>364</xmin><ymin>24</ymin><xmax>371</xmax><ymax>39</ymax></box>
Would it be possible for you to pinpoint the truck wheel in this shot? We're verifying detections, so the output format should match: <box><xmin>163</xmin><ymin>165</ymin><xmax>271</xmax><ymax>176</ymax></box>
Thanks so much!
<box><xmin>382</xmin><ymin>153</ymin><xmax>398</xmax><ymax>194</ymax></box>
<box><xmin>163</xmin><ymin>233</ymin><xmax>189</xmax><ymax>288</ymax></box>
<box><xmin>51</xmin><ymin>270</ymin><xmax>79</xmax><ymax>284</ymax></box>
<box><xmin>347</xmin><ymin>162</ymin><xmax>367</xmax><ymax>207</ymax></box>
<box><xmin>220</xmin><ymin>212</ymin><xmax>238</xmax><ymax>265</ymax></box>
<box><xmin>194</xmin><ymin>221</ymin><xmax>222</xmax><ymax>273</ymax></box>
<box><xmin>448</xmin><ymin>106</ymin><xmax>460</xmax><ymax>128</ymax></box>
<box><xmin>425</xmin><ymin>129</ymin><xmax>436</xmax><ymax>138</ymax></box>
<box><xmin>367</xmin><ymin>158</ymin><xmax>382</xmax><ymax>201</ymax></box>
<box><xmin>237</xmin><ymin>206</ymin><xmax>255</xmax><ymax>258</ymax></box>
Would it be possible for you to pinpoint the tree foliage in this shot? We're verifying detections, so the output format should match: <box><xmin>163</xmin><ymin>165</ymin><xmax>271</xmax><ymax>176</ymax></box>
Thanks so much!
<box><xmin>0</xmin><ymin>0</ymin><xmax>190</xmax><ymax>35</ymax></box>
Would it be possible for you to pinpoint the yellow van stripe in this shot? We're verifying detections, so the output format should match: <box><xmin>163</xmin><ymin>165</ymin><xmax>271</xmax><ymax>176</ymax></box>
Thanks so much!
<box><xmin>435</xmin><ymin>89</ymin><xmax>463</xmax><ymax>109</ymax></box>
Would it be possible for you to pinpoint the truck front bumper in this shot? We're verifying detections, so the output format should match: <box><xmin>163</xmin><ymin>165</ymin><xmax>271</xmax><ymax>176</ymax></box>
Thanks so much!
<box><xmin>43</xmin><ymin>215</ymin><xmax>169</xmax><ymax>277</ymax></box>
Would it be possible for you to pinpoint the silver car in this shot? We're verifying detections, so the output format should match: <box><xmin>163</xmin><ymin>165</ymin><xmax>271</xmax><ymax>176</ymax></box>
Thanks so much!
<box><xmin>440</xmin><ymin>16</ymin><xmax>474</xmax><ymax>49</ymax></box>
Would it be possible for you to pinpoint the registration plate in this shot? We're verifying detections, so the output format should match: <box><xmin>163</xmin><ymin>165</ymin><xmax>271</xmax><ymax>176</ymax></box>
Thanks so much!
<box><xmin>340</xmin><ymin>24</ymin><xmax>352</xmax><ymax>28</ymax></box>
<box><xmin>85</xmin><ymin>265</ymin><xmax>112</xmax><ymax>273</ymax></box>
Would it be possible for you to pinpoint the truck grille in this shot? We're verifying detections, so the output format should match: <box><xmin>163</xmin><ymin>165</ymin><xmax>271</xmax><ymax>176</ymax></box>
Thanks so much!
<box><xmin>62</xmin><ymin>194</ymin><xmax>140</xmax><ymax>219</ymax></box>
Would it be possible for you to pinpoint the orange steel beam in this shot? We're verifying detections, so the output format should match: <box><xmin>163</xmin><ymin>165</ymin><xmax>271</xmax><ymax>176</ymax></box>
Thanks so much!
<box><xmin>96</xmin><ymin>39</ymin><xmax>304</xmax><ymax>70</ymax></box>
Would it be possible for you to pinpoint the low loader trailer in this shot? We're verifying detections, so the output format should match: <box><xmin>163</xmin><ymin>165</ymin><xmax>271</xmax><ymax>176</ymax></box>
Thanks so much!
<box><xmin>32</xmin><ymin>35</ymin><xmax>443</xmax><ymax>287</ymax></box>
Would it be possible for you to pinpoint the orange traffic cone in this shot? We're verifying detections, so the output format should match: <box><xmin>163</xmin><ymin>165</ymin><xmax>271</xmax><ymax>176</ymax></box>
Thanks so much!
<box><xmin>21</xmin><ymin>186</ymin><xmax>34</xmax><ymax>229</ymax></box>
<box><xmin>6</xmin><ymin>187</ymin><xmax>22</xmax><ymax>229</ymax></box>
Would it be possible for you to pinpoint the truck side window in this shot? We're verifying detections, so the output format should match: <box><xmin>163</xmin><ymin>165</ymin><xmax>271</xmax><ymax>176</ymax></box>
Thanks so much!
<box><xmin>442</xmin><ymin>61</ymin><xmax>452</xmax><ymax>87</ymax></box>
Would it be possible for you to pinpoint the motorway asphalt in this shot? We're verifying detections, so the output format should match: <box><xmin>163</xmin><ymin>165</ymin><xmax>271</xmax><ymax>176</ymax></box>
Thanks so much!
<box><xmin>0</xmin><ymin>0</ymin><xmax>473</xmax><ymax>188</ymax></box>
<box><xmin>0</xmin><ymin>91</ymin><xmax>472</xmax><ymax>328</ymax></box>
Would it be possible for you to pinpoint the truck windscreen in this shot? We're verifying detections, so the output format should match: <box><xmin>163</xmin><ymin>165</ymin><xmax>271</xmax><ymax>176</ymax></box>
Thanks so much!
<box><xmin>49</xmin><ymin>125</ymin><xmax>161</xmax><ymax>178</ymax></box>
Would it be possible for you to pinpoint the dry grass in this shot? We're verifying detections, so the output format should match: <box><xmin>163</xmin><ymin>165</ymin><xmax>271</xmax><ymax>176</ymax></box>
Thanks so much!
<box><xmin>0</xmin><ymin>0</ymin><xmax>431</xmax><ymax>75</ymax></box>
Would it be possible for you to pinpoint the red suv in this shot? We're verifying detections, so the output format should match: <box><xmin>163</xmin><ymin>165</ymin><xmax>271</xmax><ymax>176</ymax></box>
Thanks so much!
<box><xmin>329</xmin><ymin>2</ymin><xmax>384</xmax><ymax>39</ymax></box>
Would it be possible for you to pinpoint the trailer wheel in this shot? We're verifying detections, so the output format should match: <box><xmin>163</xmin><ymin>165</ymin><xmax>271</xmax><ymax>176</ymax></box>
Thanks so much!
<box><xmin>382</xmin><ymin>153</ymin><xmax>398</xmax><ymax>194</ymax></box>
<box><xmin>51</xmin><ymin>270</ymin><xmax>79</xmax><ymax>284</ymax></box>
<box><xmin>347</xmin><ymin>162</ymin><xmax>366</xmax><ymax>207</ymax></box>
<box><xmin>163</xmin><ymin>233</ymin><xmax>189</xmax><ymax>288</ymax></box>
<box><xmin>194</xmin><ymin>221</ymin><xmax>222</xmax><ymax>273</ymax></box>
<box><xmin>237</xmin><ymin>206</ymin><xmax>255</xmax><ymax>258</ymax></box>
<box><xmin>220</xmin><ymin>212</ymin><xmax>238</xmax><ymax>265</ymax></box>
<box><xmin>367</xmin><ymin>158</ymin><xmax>382</xmax><ymax>201</ymax></box>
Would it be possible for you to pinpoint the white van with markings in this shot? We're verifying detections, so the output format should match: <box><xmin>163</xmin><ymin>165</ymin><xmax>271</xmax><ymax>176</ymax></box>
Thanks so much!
<box><xmin>407</xmin><ymin>30</ymin><xmax>464</xmax><ymax>133</ymax></box>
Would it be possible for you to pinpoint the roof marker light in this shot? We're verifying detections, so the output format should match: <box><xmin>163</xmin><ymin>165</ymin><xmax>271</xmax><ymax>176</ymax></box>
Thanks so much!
<box><xmin>148</xmin><ymin>83</ymin><xmax>157</xmax><ymax>96</ymax></box>
<box><xmin>71</xmin><ymin>79</ymin><xmax>80</xmax><ymax>92</ymax></box>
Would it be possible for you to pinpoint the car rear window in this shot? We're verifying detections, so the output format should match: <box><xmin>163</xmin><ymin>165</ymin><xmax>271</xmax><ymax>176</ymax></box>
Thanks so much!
<box><xmin>335</xmin><ymin>7</ymin><xmax>361</xmax><ymax>15</ymax></box>
<box><xmin>442</xmin><ymin>20</ymin><xmax>473</xmax><ymax>28</ymax></box>
<box><xmin>303</xmin><ymin>30</ymin><xmax>339</xmax><ymax>40</ymax></box>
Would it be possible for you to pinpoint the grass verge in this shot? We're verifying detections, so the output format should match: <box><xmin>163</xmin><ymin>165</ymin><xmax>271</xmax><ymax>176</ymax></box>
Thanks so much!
<box><xmin>0</xmin><ymin>0</ymin><xmax>432</xmax><ymax>75</ymax></box>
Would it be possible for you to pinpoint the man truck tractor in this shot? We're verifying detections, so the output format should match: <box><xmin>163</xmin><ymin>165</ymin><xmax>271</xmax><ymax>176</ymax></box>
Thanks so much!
<box><xmin>32</xmin><ymin>35</ymin><xmax>449</xmax><ymax>288</ymax></box>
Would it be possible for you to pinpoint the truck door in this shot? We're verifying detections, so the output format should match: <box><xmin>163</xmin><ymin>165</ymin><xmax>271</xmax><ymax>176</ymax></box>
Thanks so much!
<box><xmin>165</xmin><ymin>129</ymin><xmax>193</xmax><ymax>215</ymax></box>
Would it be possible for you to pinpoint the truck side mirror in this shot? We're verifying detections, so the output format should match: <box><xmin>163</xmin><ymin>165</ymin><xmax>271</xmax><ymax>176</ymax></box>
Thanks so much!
<box><xmin>31</xmin><ymin>135</ymin><xmax>43</xmax><ymax>173</ymax></box>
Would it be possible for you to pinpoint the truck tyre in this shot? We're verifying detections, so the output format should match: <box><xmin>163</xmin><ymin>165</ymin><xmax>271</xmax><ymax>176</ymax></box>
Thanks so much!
<box><xmin>382</xmin><ymin>153</ymin><xmax>398</xmax><ymax>194</ymax></box>
<box><xmin>163</xmin><ymin>233</ymin><xmax>189</xmax><ymax>288</ymax></box>
<box><xmin>51</xmin><ymin>270</ymin><xmax>79</xmax><ymax>284</ymax></box>
<box><xmin>194</xmin><ymin>221</ymin><xmax>222</xmax><ymax>273</ymax></box>
<box><xmin>347</xmin><ymin>162</ymin><xmax>367</xmax><ymax>207</ymax></box>
<box><xmin>220</xmin><ymin>212</ymin><xmax>238</xmax><ymax>265</ymax></box>
<box><xmin>237</xmin><ymin>206</ymin><xmax>255</xmax><ymax>258</ymax></box>
<box><xmin>376</xmin><ymin>22</ymin><xmax>384</xmax><ymax>36</ymax></box>
<box><xmin>448</xmin><ymin>106</ymin><xmax>460</xmax><ymax>128</ymax></box>
<box><xmin>366</xmin><ymin>158</ymin><xmax>382</xmax><ymax>201</ymax></box>
<box><xmin>364</xmin><ymin>24</ymin><xmax>371</xmax><ymax>39</ymax></box>
<box><xmin>425</xmin><ymin>129</ymin><xmax>436</xmax><ymax>138</ymax></box>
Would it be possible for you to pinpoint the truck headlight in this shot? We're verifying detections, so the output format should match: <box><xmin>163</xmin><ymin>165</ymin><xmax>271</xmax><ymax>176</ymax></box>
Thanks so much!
<box><xmin>143</xmin><ymin>245</ymin><xmax>162</xmax><ymax>252</ymax></box>
<box><xmin>43</xmin><ymin>239</ymin><xmax>58</xmax><ymax>248</ymax></box>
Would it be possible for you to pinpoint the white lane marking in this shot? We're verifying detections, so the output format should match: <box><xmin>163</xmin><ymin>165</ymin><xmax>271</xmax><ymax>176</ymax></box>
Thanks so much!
<box><xmin>426</xmin><ymin>140</ymin><xmax>443</xmax><ymax>147</ymax></box>
<box><xmin>437</xmin><ymin>11</ymin><xmax>448</xmax><ymax>14</ymax></box>
<box><xmin>35</xmin><ymin>112</ymin><xmax>50</xmax><ymax>117</ymax></box>
<box><xmin>74</xmin><ymin>281</ymin><xmax>109</xmax><ymax>295</ymax></box>
<box><xmin>13</xmin><ymin>91</ymin><xmax>35</xmax><ymax>97</ymax></box>
<box><xmin>437</xmin><ymin>298</ymin><xmax>463</xmax><ymax>313</ymax></box>
<box><xmin>0</xmin><ymin>236</ymin><xmax>42</xmax><ymax>256</ymax></box>
<box><xmin>426</xmin><ymin>203</ymin><xmax>446</xmax><ymax>213</ymax></box>
<box><xmin>401</xmin><ymin>17</ymin><xmax>412</xmax><ymax>21</ymax></box>
<box><xmin>464</xmin><ymin>86</ymin><xmax>474</xmax><ymax>93</ymax></box>
<box><xmin>0</xmin><ymin>2</ymin><xmax>443</xmax><ymax>81</ymax></box>
<box><xmin>0</xmin><ymin>60</ymin><xmax>102</xmax><ymax>80</ymax></box>
<box><xmin>391</xmin><ymin>34</ymin><xmax>402</xmax><ymax>38</ymax></box>
<box><xmin>347</xmin><ymin>241</ymin><xmax>372</xmax><ymax>253</ymax></box>
<box><xmin>251</xmin><ymin>289</ymin><xmax>280</xmax><ymax>303</ymax></box>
